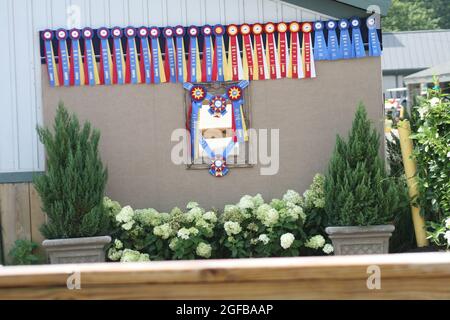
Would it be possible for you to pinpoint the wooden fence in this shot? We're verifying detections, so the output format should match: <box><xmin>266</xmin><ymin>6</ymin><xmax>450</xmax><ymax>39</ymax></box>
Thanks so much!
<box><xmin>0</xmin><ymin>252</ymin><xmax>450</xmax><ymax>299</ymax></box>
<box><xmin>0</xmin><ymin>183</ymin><xmax>46</xmax><ymax>264</ymax></box>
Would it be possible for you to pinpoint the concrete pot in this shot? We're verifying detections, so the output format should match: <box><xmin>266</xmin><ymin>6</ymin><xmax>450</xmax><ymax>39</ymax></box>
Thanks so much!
<box><xmin>325</xmin><ymin>225</ymin><xmax>395</xmax><ymax>255</ymax></box>
<box><xmin>42</xmin><ymin>236</ymin><xmax>111</xmax><ymax>264</ymax></box>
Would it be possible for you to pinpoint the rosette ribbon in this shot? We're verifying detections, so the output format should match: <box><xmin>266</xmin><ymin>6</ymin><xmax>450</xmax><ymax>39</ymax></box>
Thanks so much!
<box><xmin>326</xmin><ymin>21</ymin><xmax>341</xmax><ymax>60</ymax></box>
<box><xmin>338</xmin><ymin>19</ymin><xmax>352</xmax><ymax>59</ymax></box>
<box><xmin>240</xmin><ymin>24</ymin><xmax>254</xmax><ymax>80</ymax></box>
<box><xmin>69</xmin><ymin>29</ymin><xmax>84</xmax><ymax>86</ymax></box>
<box><xmin>212</xmin><ymin>25</ymin><xmax>227</xmax><ymax>81</ymax></box>
<box><xmin>124</xmin><ymin>27</ymin><xmax>141</xmax><ymax>84</ymax></box>
<box><xmin>82</xmin><ymin>28</ymin><xmax>100</xmax><ymax>86</ymax></box>
<box><xmin>277</xmin><ymin>23</ymin><xmax>289</xmax><ymax>78</ymax></box>
<box><xmin>56</xmin><ymin>29</ymin><xmax>71</xmax><ymax>86</ymax></box>
<box><xmin>187</xmin><ymin>26</ymin><xmax>202</xmax><ymax>82</ymax></box>
<box><xmin>174</xmin><ymin>26</ymin><xmax>187</xmax><ymax>83</ymax></box>
<box><xmin>163</xmin><ymin>27</ymin><xmax>177</xmax><ymax>83</ymax></box>
<box><xmin>111</xmin><ymin>27</ymin><xmax>126</xmax><ymax>84</ymax></box>
<box><xmin>265</xmin><ymin>23</ymin><xmax>280</xmax><ymax>79</ymax></box>
<box><xmin>149</xmin><ymin>27</ymin><xmax>166</xmax><ymax>84</ymax></box>
<box><xmin>42</xmin><ymin>30</ymin><xmax>59</xmax><ymax>87</ymax></box>
<box><xmin>226</xmin><ymin>24</ymin><xmax>244</xmax><ymax>81</ymax></box>
<box><xmin>208</xmin><ymin>156</ymin><xmax>229</xmax><ymax>177</ymax></box>
<box><xmin>350</xmin><ymin>17</ymin><xmax>366</xmax><ymax>58</ymax></box>
<box><xmin>138</xmin><ymin>27</ymin><xmax>152</xmax><ymax>84</ymax></box>
<box><xmin>252</xmin><ymin>23</ymin><xmax>268</xmax><ymax>80</ymax></box>
<box><xmin>97</xmin><ymin>28</ymin><xmax>113</xmax><ymax>85</ymax></box>
<box><xmin>302</xmin><ymin>23</ymin><xmax>316</xmax><ymax>78</ymax></box>
<box><xmin>201</xmin><ymin>25</ymin><xmax>214</xmax><ymax>82</ymax></box>
<box><xmin>227</xmin><ymin>81</ymin><xmax>249</xmax><ymax>143</ymax></box>
<box><xmin>287</xmin><ymin>22</ymin><xmax>304</xmax><ymax>79</ymax></box>
<box><xmin>313</xmin><ymin>21</ymin><xmax>328</xmax><ymax>61</ymax></box>
<box><xmin>367</xmin><ymin>15</ymin><xmax>381</xmax><ymax>56</ymax></box>
<box><xmin>184</xmin><ymin>83</ymin><xmax>207</xmax><ymax>159</ymax></box>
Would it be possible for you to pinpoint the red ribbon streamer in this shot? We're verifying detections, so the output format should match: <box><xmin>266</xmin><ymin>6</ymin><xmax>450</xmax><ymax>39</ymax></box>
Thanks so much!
<box><xmin>229</xmin><ymin>35</ymin><xmax>239</xmax><ymax>81</ymax></box>
<box><xmin>125</xmin><ymin>42</ymin><xmax>131</xmax><ymax>84</ymax></box>
<box><xmin>303</xmin><ymin>32</ymin><xmax>312</xmax><ymax>78</ymax></box>
<box><xmin>279</xmin><ymin>32</ymin><xmax>288</xmax><ymax>78</ymax></box>
<box><xmin>242</xmin><ymin>34</ymin><xmax>254</xmax><ymax>80</ymax></box>
<box><xmin>98</xmin><ymin>41</ymin><xmax>105</xmax><ymax>85</ymax></box>
<box><xmin>254</xmin><ymin>34</ymin><xmax>265</xmax><ymax>79</ymax></box>
<box><xmin>266</xmin><ymin>33</ymin><xmax>277</xmax><ymax>79</ymax></box>
<box><xmin>291</xmin><ymin>32</ymin><xmax>299</xmax><ymax>79</ymax></box>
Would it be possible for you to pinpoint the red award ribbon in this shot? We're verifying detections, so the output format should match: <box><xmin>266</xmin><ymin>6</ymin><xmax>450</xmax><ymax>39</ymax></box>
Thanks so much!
<box><xmin>264</xmin><ymin>23</ymin><xmax>280</xmax><ymax>79</ymax></box>
<box><xmin>240</xmin><ymin>24</ymin><xmax>254</xmax><ymax>80</ymax></box>
<box><xmin>302</xmin><ymin>22</ymin><xmax>316</xmax><ymax>78</ymax></box>
<box><xmin>252</xmin><ymin>23</ymin><xmax>268</xmax><ymax>80</ymax></box>
<box><xmin>277</xmin><ymin>23</ymin><xmax>289</xmax><ymax>78</ymax></box>
<box><xmin>288</xmin><ymin>22</ymin><xmax>303</xmax><ymax>79</ymax></box>
<box><xmin>226</xmin><ymin>24</ymin><xmax>243</xmax><ymax>81</ymax></box>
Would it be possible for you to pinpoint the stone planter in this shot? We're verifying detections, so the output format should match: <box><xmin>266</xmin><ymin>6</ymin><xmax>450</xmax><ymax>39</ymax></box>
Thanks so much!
<box><xmin>325</xmin><ymin>225</ymin><xmax>395</xmax><ymax>255</ymax></box>
<box><xmin>42</xmin><ymin>236</ymin><xmax>111</xmax><ymax>264</ymax></box>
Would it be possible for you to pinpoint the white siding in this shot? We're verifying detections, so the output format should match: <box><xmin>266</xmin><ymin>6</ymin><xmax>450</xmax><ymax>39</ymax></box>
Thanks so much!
<box><xmin>0</xmin><ymin>0</ymin><xmax>332</xmax><ymax>174</ymax></box>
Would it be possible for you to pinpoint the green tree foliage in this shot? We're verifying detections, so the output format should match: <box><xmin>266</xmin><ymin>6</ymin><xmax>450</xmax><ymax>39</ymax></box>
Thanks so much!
<box><xmin>324</xmin><ymin>103</ymin><xmax>400</xmax><ymax>226</ymax></box>
<box><xmin>8</xmin><ymin>240</ymin><xmax>43</xmax><ymax>265</ymax></box>
<box><xmin>383</xmin><ymin>0</ymin><xmax>440</xmax><ymax>31</ymax></box>
<box><xmin>34</xmin><ymin>103</ymin><xmax>110</xmax><ymax>239</ymax></box>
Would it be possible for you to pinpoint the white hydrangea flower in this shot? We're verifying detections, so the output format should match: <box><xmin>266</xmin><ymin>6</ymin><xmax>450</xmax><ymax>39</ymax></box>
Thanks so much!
<box><xmin>252</xmin><ymin>194</ymin><xmax>265</xmax><ymax>207</ymax></box>
<box><xmin>196</xmin><ymin>242</ymin><xmax>212</xmax><ymax>258</ymax></box>
<box><xmin>247</xmin><ymin>222</ymin><xmax>259</xmax><ymax>232</ymax></box>
<box><xmin>177</xmin><ymin>227</ymin><xmax>191</xmax><ymax>240</ymax></box>
<box><xmin>283</xmin><ymin>190</ymin><xmax>302</xmax><ymax>205</ymax></box>
<box><xmin>134</xmin><ymin>208</ymin><xmax>161</xmax><ymax>227</ymax></box>
<box><xmin>280</xmin><ymin>233</ymin><xmax>295</xmax><ymax>249</ymax></box>
<box><xmin>238</xmin><ymin>195</ymin><xmax>255</xmax><ymax>210</ymax></box>
<box><xmin>186</xmin><ymin>201</ymin><xmax>199</xmax><ymax>209</ymax></box>
<box><xmin>256</xmin><ymin>204</ymin><xmax>279</xmax><ymax>227</ymax></box>
<box><xmin>305</xmin><ymin>235</ymin><xmax>326</xmax><ymax>249</ymax></box>
<box><xmin>108</xmin><ymin>247</ymin><xmax>123</xmax><ymax>261</ymax></box>
<box><xmin>203</xmin><ymin>211</ymin><xmax>218</xmax><ymax>223</ymax></box>
<box><xmin>169</xmin><ymin>238</ymin><xmax>179</xmax><ymax>251</ymax></box>
<box><xmin>323</xmin><ymin>244</ymin><xmax>334</xmax><ymax>254</ymax></box>
<box><xmin>114</xmin><ymin>239</ymin><xmax>123</xmax><ymax>250</ymax></box>
<box><xmin>153</xmin><ymin>223</ymin><xmax>173</xmax><ymax>239</ymax></box>
<box><xmin>444</xmin><ymin>231</ymin><xmax>450</xmax><ymax>245</ymax></box>
<box><xmin>258</xmin><ymin>234</ymin><xmax>270</xmax><ymax>245</ymax></box>
<box><xmin>430</xmin><ymin>97</ymin><xmax>440</xmax><ymax>106</ymax></box>
<box><xmin>116</xmin><ymin>205</ymin><xmax>134</xmax><ymax>223</ymax></box>
<box><xmin>445</xmin><ymin>217</ymin><xmax>450</xmax><ymax>229</ymax></box>
<box><xmin>121</xmin><ymin>221</ymin><xmax>134</xmax><ymax>231</ymax></box>
<box><xmin>120</xmin><ymin>249</ymin><xmax>148</xmax><ymax>262</ymax></box>
<box><xmin>224</xmin><ymin>221</ymin><xmax>242</xmax><ymax>236</ymax></box>
<box><xmin>138</xmin><ymin>253</ymin><xmax>150</xmax><ymax>262</ymax></box>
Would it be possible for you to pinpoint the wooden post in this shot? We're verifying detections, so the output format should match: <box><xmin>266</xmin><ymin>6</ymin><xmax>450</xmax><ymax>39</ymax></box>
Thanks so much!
<box><xmin>397</xmin><ymin>120</ymin><xmax>428</xmax><ymax>247</ymax></box>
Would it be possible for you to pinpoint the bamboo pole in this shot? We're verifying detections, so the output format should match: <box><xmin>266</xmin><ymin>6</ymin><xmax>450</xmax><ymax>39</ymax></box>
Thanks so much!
<box><xmin>397</xmin><ymin>120</ymin><xmax>429</xmax><ymax>247</ymax></box>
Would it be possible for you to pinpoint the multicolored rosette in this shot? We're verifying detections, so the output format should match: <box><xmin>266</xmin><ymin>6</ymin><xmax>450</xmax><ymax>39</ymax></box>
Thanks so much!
<box><xmin>277</xmin><ymin>23</ymin><xmax>289</xmax><ymax>78</ymax></box>
<box><xmin>209</xmin><ymin>156</ymin><xmax>229</xmax><ymax>177</ymax></box>
<box><xmin>82</xmin><ymin>27</ymin><xmax>100</xmax><ymax>86</ymax></box>
<box><xmin>301</xmin><ymin>22</ymin><xmax>316</xmax><ymax>78</ymax></box>
<box><xmin>287</xmin><ymin>22</ymin><xmax>303</xmax><ymax>79</ymax></box>
<box><xmin>338</xmin><ymin>19</ymin><xmax>352</xmax><ymax>59</ymax></box>
<box><xmin>111</xmin><ymin>27</ymin><xmax>126</xmax><ymax>84</ymax></box>
<box><xmin>68</xmin><ymin>29</ymin><xmax>84</xmax><ymax>86</ymax></box>
<box><xmin>212</xmin><ymin>25</ymin><xmax>227</xmax><ymax>81</ymax></box>
<box><xmin>264</xmin><ymin>23</ymin><xmax>280</xmax><ymax>79</ymax></box>
<box><xmin>174</xmin><ymin>26</ymin><xmax>187</xmax><ymax>83</ymax></box>
<box><xmin>42</xmin><ymin>29</ymin><xmax>59</xmax><ymax>87</ymax></box>
<box><xmin>350</xmin><ymin>17</ymin><xmax>366</xmax><ymax>58</ymax></box>
<box><xmin>149</xmin><ymin>26</ymin><xmax>166</xmax><ymax>84</ymax></box>
<box><xmin>209</xmin><ymin>96</ymin><xmax>227</xmax><ymax>117</ymax></box>
<box><xmin>313</xmin><ymin>21</ymin><xmax>328</xmax><ymax>61</ymax></box>
<box><xmin>187</xmin><ymin>84</ymin><xmax>207</xmax><ymax>159</ymax></box>
<box><xmin>326</xmin><ymin>20</ymin><xmax>341</xmax><ymax>60</ymax></box>
<box><xmin>252</xmin><ymin>23</ymin><xmax>268</xmax><ymax>80</ymax></box>
<box><xmin>366</xmin><ymin>15</ymin><xmax>381</xmax><ymax>56</ymax></box>
<box><xmin>240</xmin><ymin>24</ymin><xmax>254</xmax><ymax>80</ymax></box>
<box><xmin>124</xmin><ymin>27</ymin><xmax>141</xmax><ymax>84</ymax></box>
<box><xmin>163</xmin><ymin>27</ymin><xmax>177</xmax><ymax>83</ymax></box>
<box><xmin>187</xmin><ymin>26</ymin><xmax>202</xmax><ymax>82</ymax></box>
<box><xmin>55</xmin><ymin>28</ymin><xmax>71</xmax><ymax>86</ymax></box>
<box><xmin>97</xmin><ymin>27</ymin><xmax>113</xmax><ymax>85</ymax></box>
<box><xmin>226</xmin><ymin>24</ymin><xmax>243</xmax><ymax>81</ymax></box>
<box><xmin>201</xmin><ymin>25</ymin><xmax>214</xmax><ymax>82</ymax></box>
<box><xmin>138</xmin><ymin>27</ymin><xmax>152</xmax><ymax>84</ymax></box>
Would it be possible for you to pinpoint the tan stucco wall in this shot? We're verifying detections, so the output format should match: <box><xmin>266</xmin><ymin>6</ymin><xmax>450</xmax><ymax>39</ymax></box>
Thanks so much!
<box><xmin>42</xmin><ymin>57</ymin><xmax>383</xmax><ymax>211</ymax></box>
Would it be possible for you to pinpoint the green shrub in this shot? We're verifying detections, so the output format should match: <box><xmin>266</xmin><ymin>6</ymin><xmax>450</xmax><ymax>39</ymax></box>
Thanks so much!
<box><xmin>34</xmin><ymin>103</ymin><xmax>110</xmax><ymax>239</ymax></box>
<box><xmin>324</xmin><ymin>103</ymin><xmax>400</xmax><ymax>226</ymax></box>
<box><xmin>8</xmin><ymin>240</ymin><xmax>42</xmax><ymax>265</ymax></box>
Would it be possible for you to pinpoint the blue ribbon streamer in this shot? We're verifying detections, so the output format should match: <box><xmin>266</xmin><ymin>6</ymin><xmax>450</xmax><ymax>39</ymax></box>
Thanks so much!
<box><xmin>313</xmin><ymin>22</ymin><xmax>328</xmax><ymax>60</ymax></box>
<box><xmin>59</xmin><ymin>40</ymin><xmax>70</xmax><ymax>86</ymax></box>
<box><xmin>351</xmin><ymin>20</ymin><xmax>366</xmax><ymax>58</ymax></box>
<box><xmin>326</xmin><ymin>22</ymin><xmax>341</xmax><ymax>60</ymax></box>
<box><xmin>232</xmin><ymin>102</ymin><xmax>244</xmax><ymax>143</ymax></box>
<box><xmin>113</xmin><ymin>38</ymin><xmax>124</xmax><ymax>84</ymax></box>
<box><xmin>204</xmin><ymin>35</ymin><xmax>213</xmax><ymax>82</ymax></box>
<box><xmin>71</xmin><ymin>39</ymin><xmax>81</xmax><ymax>86</ymax></box>
<box><xmin>368</xmin><ymin>25</ymin><xmax>381</xmax><ymax>56</ymax></box>
<box><xmin>127</xmin><ymin>38</ymin><xmax>138</xmax><ymax>84</ymax></box>
<box><xmin>151</xmin><ymin>38</ymin><xmax>161</xmax><ymax>84</ymax></box>
<box><xmin>85</xmin><ymin>39</ymin><xmax>96</xmax><ymax>86</ymax></box>
<box><xmin>339</xmin><ymin>21</ymin><xmax>352</xmax><ymax>59</ymax></box>
<box><xmin>165</xmin><ymin>38</ymin><xmax>177</xmax><ymax>83</ymax></box>
<box><xmin>189</xmin><ymin>36</ymin><xmax>198</xmax><ymax>82</ymax></box>
<box><xmin>44</xmin><ymin>40</ymin><xmax>56</xmax><ymax>87</ymax></box>
<box><xmin>176</xmin><ymin>36</ymin><xmax>185</xmax><ymax>83</ymax></box>
<box><xmin>215</xmin><ymin>35</ymin><xmax>224</xmax><ymax>81</ymax></box>
<box><xmin>101</xmin><ymin>39</ymin><xmax>112</xmax><ymax>85</ymax></box>
<box><xmin>141</xmin><ymin>38</ymin><xmax>151</xmax><ymax>84</ymax></box>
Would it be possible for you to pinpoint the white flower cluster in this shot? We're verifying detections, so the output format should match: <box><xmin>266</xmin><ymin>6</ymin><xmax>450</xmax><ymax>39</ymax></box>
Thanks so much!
<box><xmin>224</xmin><ymin>221</ymin><xmax>242</xmax><ymax>236</ymax></box>
<box><xmin>116</xmin><ymin>205</ymin><xmax>135</xmax><ymax>230</ymax></box>
<box><xmin>280</xmin><ymin>233</ymin><xmax>295</xmax><ymax>249</ymax></box>
<box><xmin>196</xmin><ymin>242</ymin><xmax>212</xmax><ymax>258</ymax></box>
<box><xmin>303</xmin><ymin>174</ymin><xmax>326</xmax><ymax>209</ymax></box>
<box><xmin>305</xmin><ymin>235</ymin><xmax>326</xmax><ymax>249</ymax></box>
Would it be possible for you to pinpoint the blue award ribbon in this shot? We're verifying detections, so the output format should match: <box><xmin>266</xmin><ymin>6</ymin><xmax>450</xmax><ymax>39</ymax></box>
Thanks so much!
<box><xmin>150</xmin><ymin>37</ymin><xmax>161</xmax><ymax>84</ymax></box>
<box><xmin>199</xmin><ymin>137</ymin><xmax>215</xmax><ymax>159</ymax></box>
<box><xmin>326</xmin><ymin>21</ymin><xmax>341</xmax><ymax>60</ymax></box>
<box><xmin>313</xmin><ymin>21</ymin><xmax>328</xmax><ymax>60</ymax></box>
<box><xmin>71</xmin><ymin>38</ymin><xmax>81</xmax><ymax>86</ymax></box>
<box><xmin>113</xmin><ymin>37</ymin><xmax>124</xmax><ymax>84</ymax></box>
<box><xmin>138</xmin><ymin>27</ymin><xmax>152</xmax><ymax>84</ymax></box>
<box><xmin>214</xmin><ymin>26</ymin><xmax>225</xmax><ymax>81</ymax></box>
<box><xmin>367</xmin><ymin>16</ymin><xmax>381</xmax><ymax>56</ymax></box>
<box><xmin>127</xmin><ymin>37</ymin><xmax>138</xmax><ymax>84</ymax></box>
<box><xmin>164</xmin><ymin>28</ymin><xmax>177</xmax><ymax>83</ymax></box>
<box><xmin>176</xmin><ymin>35</ymin><xmax>184</xmax><ymax>83</ymax></box>
<box><xmin>350</xmin><ymin>17</ymin><xmax>366</xmax><ymax>58</ymax></box>
<box><xmin>189</xmin><ymin>33</ymin><xmax>198</xmax><ymax>82</ymax></box>
<box><xmin>85</xmin><ymin>39</ymin><xmax>96</xmax><ymax>85</ymax></box>
<box><xmin>100</xmin><ymin>38</ymin><xmax>112</xmax><ymax>85</ymax></box>
<box><xmin>338</xmin><ymin>19</ymin><xmax>352</xmax><ymax>59</ymax></box>
<box><xmin>223</xmin><ymin>140</ymin><xmax>236</xmax><ymax>159</ymax></box>
<box><xmin>42</xmin><ymin>31</ymin><xmax>57</xmax><ymax>87</ymax></box>
<box><xmin>56</xmin><ymin>29</ymin><xmax>70</xmax><ymax>86</ymax></box>
<box><xmin>202</xmin><ymin>26</ymin><xmax>214</xmax><ymax>82</ymax></box>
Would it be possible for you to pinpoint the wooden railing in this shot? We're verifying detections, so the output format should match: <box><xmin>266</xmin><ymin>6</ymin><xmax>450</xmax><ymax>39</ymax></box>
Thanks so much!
<box><xmin>1</xmin><ymin>252</ymin><xmax>450</xmax><ymax>299</ymax></box>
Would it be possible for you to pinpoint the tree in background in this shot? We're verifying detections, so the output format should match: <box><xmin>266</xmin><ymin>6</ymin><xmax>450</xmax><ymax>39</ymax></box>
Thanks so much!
<box><xmin>383</xmin><ymin>0</ymin><xmax>440</xmax><ymax>32</ymax></box>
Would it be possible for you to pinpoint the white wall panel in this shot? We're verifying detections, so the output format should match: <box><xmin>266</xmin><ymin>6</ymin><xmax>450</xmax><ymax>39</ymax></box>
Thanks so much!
<box><xmin>0</xmin><ymin>0</ymin><xmax>333</xmax><ymax>175</ymax></box>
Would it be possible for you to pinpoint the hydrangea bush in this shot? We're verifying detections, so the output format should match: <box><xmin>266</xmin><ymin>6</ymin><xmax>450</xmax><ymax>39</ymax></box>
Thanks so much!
<box><xmin>106</xmin><ymin>178</ymin><xmax>333</xmax><ymax>262</ymax></box>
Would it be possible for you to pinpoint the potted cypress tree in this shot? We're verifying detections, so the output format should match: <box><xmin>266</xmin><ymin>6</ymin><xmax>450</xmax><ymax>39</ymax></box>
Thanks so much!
<box><xmin>36</xmin><ymin>103</ymin><xmax>111</xmax><ymax>264</ymax></box>
<box><xmin>324</xmin><ymin>103</ymin><xmax>399</xmax><ymax>255</ymax></box>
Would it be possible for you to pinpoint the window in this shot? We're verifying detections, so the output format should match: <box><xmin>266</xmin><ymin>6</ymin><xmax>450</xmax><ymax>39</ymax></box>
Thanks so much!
<box><xmin>185</xmin><ymin>81</ymin><xmax>253</xmax><ymax>170</ymax></box>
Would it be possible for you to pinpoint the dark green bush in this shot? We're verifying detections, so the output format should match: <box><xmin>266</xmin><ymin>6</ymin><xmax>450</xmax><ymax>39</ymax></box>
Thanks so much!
<box><xmin>8</xmin><ymin>239</ymin><xmax>42</xmax><ymax>265</ymax></box>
